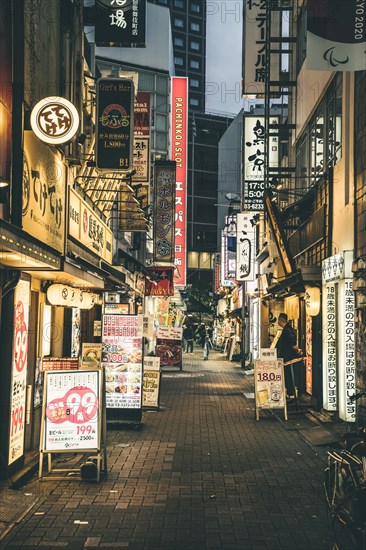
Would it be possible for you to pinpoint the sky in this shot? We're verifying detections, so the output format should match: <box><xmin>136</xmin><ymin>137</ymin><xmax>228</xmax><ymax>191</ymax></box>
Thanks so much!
<box><xmin>205</xmin><ymin>0</ymin><xmax>244</xmax><ymax>115</ymax></box>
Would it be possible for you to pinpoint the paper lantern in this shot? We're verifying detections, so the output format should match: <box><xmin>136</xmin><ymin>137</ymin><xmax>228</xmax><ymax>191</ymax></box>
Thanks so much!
<box><xmin>47</xmin><ymin>284</ymin><xmax>95</xmax><ymax>310</ymax></box>
<box><xmin>305</xmin><ymin>286</ymin><xmax>321</xmax><ymax>317</ymax></box>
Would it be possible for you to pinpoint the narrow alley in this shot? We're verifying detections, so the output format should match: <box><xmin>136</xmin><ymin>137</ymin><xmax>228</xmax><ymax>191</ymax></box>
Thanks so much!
<box><xmin>1</xmin><ymin>351</ymin><xmax>331</xmax><ymax>550</ymax></box>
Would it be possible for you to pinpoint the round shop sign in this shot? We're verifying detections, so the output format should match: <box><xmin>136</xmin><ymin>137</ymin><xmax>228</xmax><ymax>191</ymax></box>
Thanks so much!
<box><xmin>30</xmin><ymin>96</ymin><xmax>80</xmax><ymax>145</ymax></box>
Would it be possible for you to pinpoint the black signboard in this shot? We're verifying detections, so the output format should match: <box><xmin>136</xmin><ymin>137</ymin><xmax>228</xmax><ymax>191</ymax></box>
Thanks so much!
<box><xmin>95</xmin><ymin>0</ymin><xmax>146</xmax><ymax>48</ymax></box>
<box><xmin>96</xmin><ymin>78</ymin><xmax>134</xmax><ymax>171</ymax></box>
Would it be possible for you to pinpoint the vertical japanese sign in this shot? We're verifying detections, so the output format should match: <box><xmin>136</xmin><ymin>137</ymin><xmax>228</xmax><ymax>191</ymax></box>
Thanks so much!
<box><xmin>170</xmin><ymin>77</ymin><xmax>188</xmax><ymax>288</ymax></box>
<box><xmin>8</xmin><ymin>280</ymin><xmax>30</xmax><ymax>465</ymax></box>
<box><xmin>102</xmin><ymin>315</ymin><xmax>143</xmax><ymax>412</ymax></box>
<box><xmin>305</xmin><ymin>315</ymin><xmax>313</xmax><ymax>395</ymax></box>
<box><xmin>143</xmin><ymin>356</ymin><xmax>161</xmax><ymax>409</ymax></box>
<box><xmin>322</xmin><ymin>284</ymin><xmax>337</xmax><ymax>411</ymax></box>
<box><xmin>307</xmin><ymin>0</ymin><xmax>366</xmax><ymax>72</ymax></box>
<box><xmin>220</xmin><ymin>232</ymin><xmax>235</xmax><ymax>288</ymax></box>
<box><xmin>132</xmin><ymin>92</ymin><xmax>151</xmax><ymax>210</ymax></box>
<box><xmin>95</xmin><ymin>0</ymin><xmax>147</xmax><ymax>47</ymax></box>
<box><xmin>43</xmin><ymin>370</ymin><xmax>100</xmax><ymax>451</ymax></box>
<box><xmin>242</xmin><ymin>1</ymin><xmax>280</xmax><ymax>96</ymax></box>
<box><xmin>244</xmin><ymin>117</ymin><xmax>278</xmax><ymax>211</ymax></box>
<box><xmin>338</xmin><ymin>280</ymin><xmax>356</xmax><ymax>421</ymax></box>
<box><xmin>153</xmin><ymin>161</ymin><xmax>176</xmax><ymax>263</ymax></box>
<box><xmin>96</xmin><ymin>78</ymin><xmax>134</xmax><ymax>171</ymax></box>
<box><xmin>222</xmin><ymin>215</ymin><xmax>237</xmax><ymax>282</ymax></box>
<box><xmin>236</xmin><ymin>212</ymin><xmax>256</xmax><ymax>281</ymax></box>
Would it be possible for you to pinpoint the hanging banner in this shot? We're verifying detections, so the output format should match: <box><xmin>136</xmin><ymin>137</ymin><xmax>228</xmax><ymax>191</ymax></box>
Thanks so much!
<box><xmin>338</xmin><ymin>280</ymin><xmax>356</xmax><ymax>421</ymax></box>
<box><xmin>42</xmin><ymin>370</ymin><xmax>101</xmax><ymax>451</ymax></box>
<box><xmin>102</xmin><ymin>315</ymin><xmax>143</xmax><ymax>417</ymax></box>
<box><xmin>96</xmin><ymin>78</ymin><xmax>134</xmax><ymax>171</ymax></box>
<box><xmin>145</xmin><ymin>267</ymin><xmax>174</xmax><ymax>297</ymax></box>
<box><xmin>307</xmin><ymin>0</ymin><xmax>366</xmax><ymax>71</ymax></box>
<box><xmin>153</xmin><ymin>161</ymin><xmax>176</xmax><ymax>263</ymax></box>
<box><xmin>322</xmin><ymin>283</ymin><xmax>337</xmax><ymax>411</ymax></box>
<box><xmin>171</xmin><ymin>77</ymin><xmax>188</xmax><ymax>288</ymax></box>
<box><xmin>242</xmin><ymin>1</ymin><xmax>280</xmax><ymax>97</ymax></box>
<box><xmin>95</xmin><ymin>0</ymin><xmax>147</xmax><ymax>47</ymax></box>
<box><xmin>8</xmin><ymin>280</ymin><xmax>30</xmax><ymax>465</ymax></box>
<box><xmin>236</xmin><ymin>212</ymin><xmax>256</xmax><ymax>281</ymax></box>
<box><xmin>244</xmin><ymin>117</ymin><xmax>279</xmax><ymax>211</ymax></box>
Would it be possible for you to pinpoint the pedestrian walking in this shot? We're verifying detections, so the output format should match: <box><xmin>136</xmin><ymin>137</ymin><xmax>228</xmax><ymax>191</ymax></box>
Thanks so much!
<box><xmin>275</xmin><ymin>313</ymin><xmax>303</xmax><ymax>398</ymax></box>
<box><xmin>183</xmin><ymin>325</ymin><xmax>194</xmax><ymax>353</ymax></box>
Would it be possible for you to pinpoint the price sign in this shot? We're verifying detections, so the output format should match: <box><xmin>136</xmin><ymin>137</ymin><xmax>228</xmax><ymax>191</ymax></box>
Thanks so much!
<box><xmin>254</xmin><ymin>359</ymin><xmax>287</xmax><ymax>420</ymax></box>
<box><xmin>43</xmin><ymin>370</ymin><xmax>101</xmax><ymax>451</ymax></box>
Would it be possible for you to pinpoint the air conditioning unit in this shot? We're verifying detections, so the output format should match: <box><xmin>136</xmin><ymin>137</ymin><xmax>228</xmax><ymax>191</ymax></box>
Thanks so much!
<box><xmin>104</xmin><ymin>292</ymin><xmax>120</xmax><ymax>304</ymax></box>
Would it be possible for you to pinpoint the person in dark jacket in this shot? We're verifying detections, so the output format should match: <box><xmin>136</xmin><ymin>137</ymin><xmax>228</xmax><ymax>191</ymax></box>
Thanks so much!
<box><xmin>183</xmin><ymin>325</ymin><xmax>195</xmax><ymax>353</ymax></box>
<box><xmin>276</xmin><ymin>313</ymin><xmax>302</xmax><ymax>397</ymax></box>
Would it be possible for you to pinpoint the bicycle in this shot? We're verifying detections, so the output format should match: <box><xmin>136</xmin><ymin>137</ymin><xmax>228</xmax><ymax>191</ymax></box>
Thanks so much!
<box><xmin>324</xmin><ymin>392</ymin><xmax>366</xmax><ymax>550</ymax></box>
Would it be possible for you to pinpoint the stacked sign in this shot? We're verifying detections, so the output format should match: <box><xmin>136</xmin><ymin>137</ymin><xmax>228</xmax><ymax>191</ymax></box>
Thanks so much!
<box><xmin>170</xmin><ymin>77</ymin><xmax>188</xmax><ymax>288</ymax></box>
<box><xmin>102</xmin><ymin>315</ymin><xmax>143</xmax><ymax>415</ymax></box>
<box><xmin>221</xmin><ymin>215</ymin><xmax>237</xmax><ymax>287</ymax></box>
<box><xmin>131</xmin><ymin>91</ymin><xmax>151</xmax><ymax>211</ymax></box>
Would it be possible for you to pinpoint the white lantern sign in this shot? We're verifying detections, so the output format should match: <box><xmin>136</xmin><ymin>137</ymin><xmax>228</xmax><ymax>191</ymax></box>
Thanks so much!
<box><xmin>31</xmin><ymin>97</ymin><xmax>80</xmax><ymax>145</ymax></box>
<box><xmin>305</xmin><ymin>286</ymin><xmax>321</xmax><ymax>317</ymax></box>
<box><xmin>47</xmin><ymin>284</ymin><xmax>96</xmax><ymax>310</ymax></box>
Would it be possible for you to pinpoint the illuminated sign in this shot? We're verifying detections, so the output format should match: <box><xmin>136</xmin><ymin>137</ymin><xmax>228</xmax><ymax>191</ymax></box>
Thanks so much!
<box><xmin>96</xmin><ymin>78</ymin><xmax>134</xmax><ymax>171</ymax></box>
<box><xmin>95</xmin><ymin>0</ymin><xmax>146</xmax><ymax>47</ymax></box>
<box><xmin>244</xmin><ymin>117</ymin><xmax>279</xmax><ymax>211</ymax></box>
<box><xmin>30</xmin><ymin>97</ymin><xmax>79</xmax><ymax>145</ymax></box>
<box><xmin>47</xmin><ymin>284</ymin><xmax>96</xmax><ymax>310</ymax></box>
<box><xmin>236</xmin><ymin>212</ymin><xmax>256</xmax><ymax>282</ymax></box>
<box><xmin>171</xmin><ymin>77</ymin><xmax>188</xmax><ymax>288</ymax></box>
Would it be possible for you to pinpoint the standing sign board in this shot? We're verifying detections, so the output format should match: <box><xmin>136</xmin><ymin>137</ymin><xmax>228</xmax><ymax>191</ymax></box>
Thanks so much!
<box><xmin>254</xmin><ymin>359</ymin><xmax>287</xmax><ymax>420</ymax></box>
<box><xmin>156</xmin><ymin>326</ymin><xmax>183</xmax><ymax>370</ymax></box>
<box><xmin>39</xmin><ymin>369</ymin><xmax>107</xmax><ymax>481</ymax></box>
<box><xmin>143</xmin><ymin>356</ymin><xmax>161</xmax><ymax>409</ymax></box>
<box><xmin>102</xmin><ymin>315</ymin><xmax>143</xmax><ymax>422</ymax></box>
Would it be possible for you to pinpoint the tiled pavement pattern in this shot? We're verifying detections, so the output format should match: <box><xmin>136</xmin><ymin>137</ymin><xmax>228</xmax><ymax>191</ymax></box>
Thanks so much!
<box><xmin>1</xmin><ymin>350</ymin><xmax>332</xmax><ymax>550</ymax></box>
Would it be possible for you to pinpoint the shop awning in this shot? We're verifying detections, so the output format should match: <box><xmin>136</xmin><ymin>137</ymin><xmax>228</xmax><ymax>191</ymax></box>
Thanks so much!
<box><xmin>0</xmin><ymin>219</ymin><xmax>61</xmax><ymax>270</ymax></box>
<box><xmin>267</xmin><ymin>266</ymin><xmax>322</xmax><ymax>298</ymax></box>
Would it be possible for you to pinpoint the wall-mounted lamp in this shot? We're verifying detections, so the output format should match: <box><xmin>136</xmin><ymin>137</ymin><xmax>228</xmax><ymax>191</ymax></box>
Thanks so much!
<box><xmin>0</xmin><ymin>177</ymin><xmax>10</xmax><ymax>188</ymax></box>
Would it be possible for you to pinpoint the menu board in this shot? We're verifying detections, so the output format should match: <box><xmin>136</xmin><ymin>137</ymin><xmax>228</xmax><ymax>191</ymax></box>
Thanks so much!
<box><xmin>102</xmin><ymin>315</ymin><xmax>143</xmax><ymax>417</ymax></box>
<box><xmin>41</xmin><ymin>358</ymin><xmax>79</xmax><ymax>371</ymax></box>
<box><xmin>43</xmin><ymin>370</ymin><xmax>101</xmax><ymax>451</ymax></box>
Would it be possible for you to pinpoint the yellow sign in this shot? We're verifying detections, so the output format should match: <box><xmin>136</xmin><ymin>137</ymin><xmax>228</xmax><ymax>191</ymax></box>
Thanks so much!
<box><xmin>68</xmin><ymin>188</ymin><xmax>113</xmax><ymax>264</ymax></box>
<box><xmin>22</xmin><ymin>132</ymin><xmax>66</xmax><ymax>253</ymax></box>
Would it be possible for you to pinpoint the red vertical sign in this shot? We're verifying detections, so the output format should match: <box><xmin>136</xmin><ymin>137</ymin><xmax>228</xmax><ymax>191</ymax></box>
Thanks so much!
<box><xmin>170</xmin><ymin>77</ymin><xmax>188</xmax><ymax>288</ymax></box>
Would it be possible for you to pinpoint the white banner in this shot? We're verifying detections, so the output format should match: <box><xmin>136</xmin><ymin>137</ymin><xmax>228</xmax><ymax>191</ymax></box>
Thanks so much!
<box><xmin>322</xmin><ymin>283</ymin><xmax>337</xmax><ymax>411</ymax></box>
<box><xmin>236</xmin><ymin>212</ymin><xmax>256</xmax><ymax>281</ymax></box>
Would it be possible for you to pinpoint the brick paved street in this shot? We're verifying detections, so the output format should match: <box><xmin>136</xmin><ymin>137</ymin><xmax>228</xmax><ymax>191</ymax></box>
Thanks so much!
<box><xmin>1</xmin><ymin>351</ymin><xmax>332</xmax><ymax>550</ymax></box>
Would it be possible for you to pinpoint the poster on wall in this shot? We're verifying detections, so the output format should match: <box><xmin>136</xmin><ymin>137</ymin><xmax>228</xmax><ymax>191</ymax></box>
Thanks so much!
<box><xmin>42</xmin><ymin>370</ymin><xmax>101</xmax><ymax>452</ymax></box>
<box><xmin>254</xmin><ymin>359</ymin><xmax>287</xmax><ymax>420</ymax></box>
<box><xmin>8</xmin><ymin>280</ymin><xmax>30</xmax><ymax>465</ymax></box>
<box><xmin>102</xmin><ymin>315</ymin><xmax>143</xmax><ymax>419</ymax></box>
<box><xmin>81</xmin><ymin>344</ymin><xmax>103</xmax><ymax>368</ymax></box>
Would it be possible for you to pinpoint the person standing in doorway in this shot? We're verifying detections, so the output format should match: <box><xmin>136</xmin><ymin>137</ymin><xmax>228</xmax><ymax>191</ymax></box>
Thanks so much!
<box><xmin>276</xmin><ymin>313</ymin><xmax>302</xmax><ymax>397</ymax></box>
